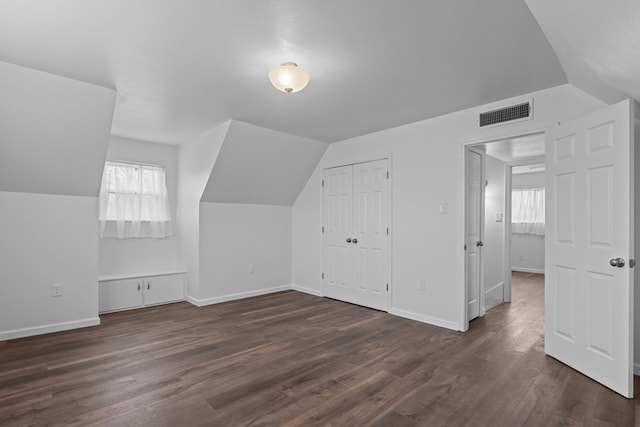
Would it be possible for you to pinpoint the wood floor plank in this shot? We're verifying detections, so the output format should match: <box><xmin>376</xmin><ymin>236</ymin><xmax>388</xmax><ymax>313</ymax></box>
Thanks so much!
<box><xmin>0</xmin><ymin>273</ymin><xmax>637</xmax><ymax>426</ymax></box>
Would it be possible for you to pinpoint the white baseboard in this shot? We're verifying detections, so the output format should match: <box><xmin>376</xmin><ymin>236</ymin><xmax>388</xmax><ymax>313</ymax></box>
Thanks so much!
<box><xmin>511</xmin><ymin>267</ymin><xmax>545</xmax><ymax>274</ymax></box>
<box><xmin>0</xmin><ymin>317</ymin><xmax>101</xmax><ymax>341</ymax></box>
<box><xmin>291</xmin><ymin>284</ymin><xmax>322</xmax><ymax>297</ymax></box>
<box><xmin>635</xmin><ymin>363</ymin><xmax>640</xmax><ymax>376</ymax></box>
<box><xmin>389</xmin><ymin>308</ymin><xmax>459</xmax><ymax>331</ymax></box>
<box><xmin>485</xmin><ymin>281</ymin><xmax>504</xmax><ymax>295</ymax></box>
<box><xmin>186</xmin><ymin>285</ymin><xmax>291</xmax><ymax>307</ymax></box>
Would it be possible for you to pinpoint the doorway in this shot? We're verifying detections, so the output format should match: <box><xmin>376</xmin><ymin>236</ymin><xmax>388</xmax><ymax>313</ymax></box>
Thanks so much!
<box><xmin>465</xmin><ymin>133</ymin><xmax>546</xmax><ymax>323</ymax></box>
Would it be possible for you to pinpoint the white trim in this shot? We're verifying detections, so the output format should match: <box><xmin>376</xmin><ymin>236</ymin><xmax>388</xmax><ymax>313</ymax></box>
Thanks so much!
<box><xmin>0</xmin><ymin>317</ymin><xmax>100</xmax><ymax>341</ymax></box>
<box><xmin>185</xmin><ymin>285</ymin><xmax>291</xmax><ymax>307</ymax></box>
<box><xmin>634</xmin><ymin>363</ymin><xmax>640</xmax><ymax>376</ymax></box>
<box><xmin>389</xmin><ymin>308</ymin><xmax>460</xmax><ymax>331</ymax></box>
<box><xmin>511</xmin><ymin>267</ymin><xmax>545</xmax><ymax>274</ymax></box>
<box><xmin>99</xmin><ymin>271</ymin><xmax>186</xmax><ymax>282</ymax></box>
<box><xmin>485</xmin><ymin>281</ymin><xmax>504</xmax><ymax>295</ymax></box>
<box><xmin>291</xmin><ymin>285</ymin><xmax>323</xmax><ymax>297</ymax></box>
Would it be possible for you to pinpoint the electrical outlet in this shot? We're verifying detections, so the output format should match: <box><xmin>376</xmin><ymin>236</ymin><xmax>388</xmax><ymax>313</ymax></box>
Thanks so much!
<box><xmin>418</xmin><ymin>280</ymin><xmax>426</xmax><ymax>291</ymax></box>
<box><xmin>52</xmin><ymin>283</ymin><xmax>62</xmax><ymax>297</ymax></box>
<box><xmin>439</xmin><ymin>203</ymin><xmax>448</xmax><ymax>214</ymax></box>
<box><xmin>249</xmin><ymin>264</ymin><xmax>255</xmax><ymax>274</ymax></box>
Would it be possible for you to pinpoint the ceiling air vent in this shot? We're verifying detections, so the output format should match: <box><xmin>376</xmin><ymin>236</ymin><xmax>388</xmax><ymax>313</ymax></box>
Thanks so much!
<box><xmin>479</xmin><ymin>101</ymin><xmax>532</xmax><ymax>127</ymax></box>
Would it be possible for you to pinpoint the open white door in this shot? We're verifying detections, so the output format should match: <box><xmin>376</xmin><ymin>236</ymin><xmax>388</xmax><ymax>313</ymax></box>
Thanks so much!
<box><xmin>466</xmin><ymin>149</ymin><xmax>483</xmax><ymax>321</ymax></box>
<box><xmin>545</xmin><ymin>99</ymin><xmax>634</xmax><ymax>398</ymax></box>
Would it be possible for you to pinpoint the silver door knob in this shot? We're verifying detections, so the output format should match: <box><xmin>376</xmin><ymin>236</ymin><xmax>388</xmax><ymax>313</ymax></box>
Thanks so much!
<box><xmin>346</xmin><ymin>238</ymin><xmax>352</xmax><ymax>243</ymax></box>
<box><xmin>352</xmin><ymin>238</ymin><xmax>358</xmax><ymax>244</ymax></box>
<box><xmin>610</xmin><ymin>258</ymin><xmax>625</xmax><ymax>268</ymax></box>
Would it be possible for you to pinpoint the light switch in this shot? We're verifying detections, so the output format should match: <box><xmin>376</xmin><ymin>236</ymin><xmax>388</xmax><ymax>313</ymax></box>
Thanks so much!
<box><xmin>495</xmin><ymin>212</ymin><xmax>503</xmax><ymax>222</ymax></box>
<box><xmin>439</xmin><ymin>203</ymin><xmax>447</xmax><ymax>214</ymax></box>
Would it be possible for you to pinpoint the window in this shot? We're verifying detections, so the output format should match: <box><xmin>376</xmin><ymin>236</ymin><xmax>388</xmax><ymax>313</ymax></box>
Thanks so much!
<box><xmin>512</xmin><ymin>187</ymin><xmax>545</xmax><ymax>236</ymax></box>
<box><xmin>99</xmin><ymin>161</ymin><xmax>173</xmax><ymax>239</ymax></box>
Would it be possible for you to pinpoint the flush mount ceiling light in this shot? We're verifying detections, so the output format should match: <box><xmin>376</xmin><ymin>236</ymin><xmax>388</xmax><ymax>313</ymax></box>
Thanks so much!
<box><xmin>268</xmin><ymin>62</ymin><xmax>310</xmax><ymax>93</ymax></box>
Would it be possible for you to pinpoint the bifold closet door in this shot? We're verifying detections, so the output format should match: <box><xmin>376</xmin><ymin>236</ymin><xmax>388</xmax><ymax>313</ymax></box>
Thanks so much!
<box><xmin>323</xmin><ymin>158</ymin><xmax>390</xmax><ymax>311</ymax></box>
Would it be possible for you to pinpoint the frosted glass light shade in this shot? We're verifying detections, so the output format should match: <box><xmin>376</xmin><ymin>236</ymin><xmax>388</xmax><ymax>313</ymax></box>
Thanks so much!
<box><xmin>268</xmin><ymin>62</ymin><xmax>310</xmax><ymax>93</ymax></box>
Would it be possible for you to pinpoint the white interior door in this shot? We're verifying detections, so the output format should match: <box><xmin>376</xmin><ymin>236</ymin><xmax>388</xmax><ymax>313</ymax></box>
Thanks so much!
<box><xmin>323</xmin><ymin>159</ymin><xmax>391</xmax><ymax>311</ymax></box>
<box><xmin>466</xmin><ymin>150</ymin><xmax>483</xmax><ymax>321</ymax></box>
<box><xmin>323</xmin><ymin>165</ymin><xmax>353</xmax><ymax>302</ymax></box>
<box><xmin>545</xmin><ymin>99</ymin><xmax>634</xmax><ymax>398</ymax></box>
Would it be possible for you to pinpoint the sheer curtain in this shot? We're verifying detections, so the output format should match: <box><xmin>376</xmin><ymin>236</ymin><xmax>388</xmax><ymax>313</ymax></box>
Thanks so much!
<box><xmin>99</xmin><ymin>161</ymin><xmax>174</xmax><ymax>239</ymax></box>
<box><xmin>512</xmin><ymin>187</ymin><xmax>545</xmax><ymax>235</ymax></box>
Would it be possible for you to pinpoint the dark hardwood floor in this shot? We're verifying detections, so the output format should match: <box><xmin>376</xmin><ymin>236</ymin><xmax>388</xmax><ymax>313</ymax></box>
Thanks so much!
<box><xmin>1</xmin><ymin>272</ymin><xmax>638</xmax><ymax>426</ymax></box>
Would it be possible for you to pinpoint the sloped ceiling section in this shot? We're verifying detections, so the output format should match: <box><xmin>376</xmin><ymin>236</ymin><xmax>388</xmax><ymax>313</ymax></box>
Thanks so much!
<box><xmin>526</xmin><ymin>0</ymin><xmax>640</xmax><ymax>105</ymax></box>
<box><xmin>201</xmin><ymin>121</ymin><xmax>328</xmax><ymax>206</ymax></box>
<box><xmin>0</xmin><ymin>61</ymin><xmax>116</xmax><ymax>196</ymax></box>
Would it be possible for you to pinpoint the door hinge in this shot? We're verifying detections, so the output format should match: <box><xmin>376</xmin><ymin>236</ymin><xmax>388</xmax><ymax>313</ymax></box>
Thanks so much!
<box><xmin>322</xmin><ymin>226</ymin><xmax>324</xmax><ymax>233</ymax></box>
<box><xmin>386</xmin><ymin>171</ymin><xmax>389</xmax><ymax>179</ymax></box>
<box><xmin>387</xmin><ymin>227</ymin><xmax>389</xmax><ymax>235</ymax></box>
<box><xmin>322</xmin><ymin>272</ymin><xmax>324</xmax><ymax>279</ymax></box>
<box><xmin>322</xmin><ymin>179</ymin><xmax>324</xmax><ymax>187</ymax></box>
<box><xmin>386</xmin><ymin>283</ymin><xmax>389</xmax><ymax>291</ymax></box>
<box><xmin>630</xmin><ymin>259</ymin><xmax>636</xmax><ymax>268</ymax></box>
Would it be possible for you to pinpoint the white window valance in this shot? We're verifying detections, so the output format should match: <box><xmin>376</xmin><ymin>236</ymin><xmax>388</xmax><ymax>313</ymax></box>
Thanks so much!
<box><xmin>99</xmin><ymin>161</ymin><xmax>174</xmax><ymax>239</ymax></box>
<box><xmin>512</xmin><ymin>187</ymin><xmax>545</xmax><ymax>236</ymax></box>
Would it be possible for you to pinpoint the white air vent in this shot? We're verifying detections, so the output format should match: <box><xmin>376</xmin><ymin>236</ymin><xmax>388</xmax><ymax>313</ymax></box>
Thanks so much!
<box><xmin>479</xmin><ymin>101</ymin><xmax>532</xmax><ymax>127</ymax></box>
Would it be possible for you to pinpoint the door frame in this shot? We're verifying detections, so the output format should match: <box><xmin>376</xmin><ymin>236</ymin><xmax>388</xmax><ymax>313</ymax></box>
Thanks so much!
<box><xmin>460</xmin><ymin>130</ymin><xmax>546</xmax><ymax>331</ymax></box>
<box><xmin>321</xmin><ymin>153</ymin><xmax>393</xmax><ymax>311</ymax></box>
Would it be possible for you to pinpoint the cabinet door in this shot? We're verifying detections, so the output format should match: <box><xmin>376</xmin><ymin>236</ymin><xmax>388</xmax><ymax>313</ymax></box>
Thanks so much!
<box><xmin>143</xmin><ymin>274</ymin><xmax>184</xmax><ymax>306</ymax></box>
<box><xmin>99</xmin><ymin>279</ymin><xmax>143</xmax><ymax>313</ymax></box>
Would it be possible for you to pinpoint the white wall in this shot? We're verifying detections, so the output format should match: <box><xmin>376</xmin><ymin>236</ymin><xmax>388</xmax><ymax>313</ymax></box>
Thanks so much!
<box><xmin>483</xmin><ymin>155</ymin><xmax>506</xmax><ymax>311</ymax></box>
<box><xmin>0</xmin><ymin>62</ymin><xmax>114</xmax><ymax>340</ymax></box>
<box><xmin>99</xmin><ymin>136</ymin><xmax>179</xmax><ymax>277</ymax></box>
<box><xmin>511</xmin><ymin>171</ymin><xmax>545</xmax><ymax>273</ymax></box>
<box><xmin>0</xmin><ymin>192</ymin><xmax>100</xmax><ymax>340</ymax></box>
<box><xmin>292</xmin><ymin>84</ymin><xmax>606</xmax><ymax>331</ymax></box>
<box><xmin>196</xmin><ymin>203</ymin><xmax>292</xmax><ymax>304</ymax></box>
<box><xmin>177</xmin><ymin>122</ymin><xmax>229</xmax><ymax>298</ymax></box>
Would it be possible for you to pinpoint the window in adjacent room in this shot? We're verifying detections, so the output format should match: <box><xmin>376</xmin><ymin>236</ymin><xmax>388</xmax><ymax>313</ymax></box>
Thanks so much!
<box><xmin>98</xmin><ymin>160</ymin><xmax>173</xmax><ymax>239</ymax></box>
<box><xmin>512</xmin><ymin>187</ymin><xmax>545</xmax><ymax>236</ymax></box>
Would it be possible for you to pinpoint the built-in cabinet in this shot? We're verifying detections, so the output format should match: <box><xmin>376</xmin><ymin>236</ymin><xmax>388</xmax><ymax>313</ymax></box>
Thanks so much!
<box><xmin>99</xmin><ymin>272</ymin><xmax>185</xmax><ymax>313</ymax></box>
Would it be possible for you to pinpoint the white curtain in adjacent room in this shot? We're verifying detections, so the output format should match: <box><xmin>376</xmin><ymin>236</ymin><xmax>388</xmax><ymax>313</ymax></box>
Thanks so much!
<box><xmin>99</xmin><ymin>161</ymin><xmax>173</xmax><ymax>238</ymax></box>
<box><xmin>512</xmin><ymin>187</ymin><xmax>545</xmax><ymax>235</ymax></box>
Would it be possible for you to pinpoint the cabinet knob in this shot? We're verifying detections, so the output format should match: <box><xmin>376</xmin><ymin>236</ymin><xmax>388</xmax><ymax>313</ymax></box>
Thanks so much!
<box><xmin>147</xmin><ymin>282</ymin><xmax>150</xmax><ymax>290</ymax></box>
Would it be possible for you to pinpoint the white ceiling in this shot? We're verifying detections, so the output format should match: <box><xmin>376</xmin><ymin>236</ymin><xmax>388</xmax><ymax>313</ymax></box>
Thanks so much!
<box><xmin>0</xmin><ymin>0</ymin><xmax>571</xmax><ymax>144</ymax></box>
<box><xmin>201</xmin><ymin>120</ymin><xmax>327</xmax><ymax>205</ymax></box>
<box><xmin>485</xmin><ymin>133</ymin><xmax>546</xmax><ymax>164</ymax></box>
<box><xmin>526</xmin><ymin>0</ymin><xmax>640</xmax><ymax>105</ymax></box>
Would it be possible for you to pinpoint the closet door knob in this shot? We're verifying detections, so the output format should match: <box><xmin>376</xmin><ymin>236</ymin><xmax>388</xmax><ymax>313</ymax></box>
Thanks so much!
<box><xmin>610</xmin><ymin>258</ymin><xmax>625</xmax><ymax>268</ymax></box>
<box><xmin>346</xmin><ymin>238</ymin><xmax>352</xmax><ymax>243</ymax></box>
<box><xmin>352</xmin><ymin>238</ymin><xmax>358</xmax><ymax>244</ymax></box>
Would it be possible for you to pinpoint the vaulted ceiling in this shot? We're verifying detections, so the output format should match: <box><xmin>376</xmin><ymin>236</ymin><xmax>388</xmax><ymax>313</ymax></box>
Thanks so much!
<box><xmin>0</xmin><ymin>1</ymin><xmax>638</xmax><ymax>145</ymax></box>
